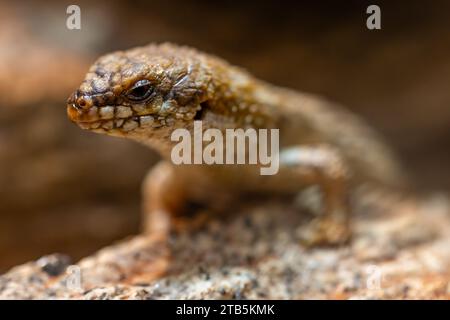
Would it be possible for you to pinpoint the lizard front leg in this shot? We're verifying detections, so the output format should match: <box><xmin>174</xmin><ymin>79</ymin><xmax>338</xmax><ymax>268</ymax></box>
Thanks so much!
<box><xmin>141</xmin><ymin>161</ymin><xmax>184</xmax><ymax>238</ymax></box>
<box><xmin>141</xmin><ymin>161</ymin><xmax>212</xmax><ymax>238</ymax></box>
<box><xmin>278</xmin><ymin>145</ymin><xmax>352</xmax><ymax>246</ymax></box>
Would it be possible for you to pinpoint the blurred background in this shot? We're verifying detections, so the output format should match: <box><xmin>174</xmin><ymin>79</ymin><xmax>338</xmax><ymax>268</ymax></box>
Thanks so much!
<box><xmin>1</xmin><ymin>0</ymin><xmax>450</xmax><ymax>272</ymax></box>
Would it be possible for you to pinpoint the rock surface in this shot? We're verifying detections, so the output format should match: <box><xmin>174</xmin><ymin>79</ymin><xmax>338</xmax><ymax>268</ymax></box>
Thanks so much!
<box><xmin>1</xmin><ymin>196</ymin><xmax>449</xmax><ymax>300</ymax></box>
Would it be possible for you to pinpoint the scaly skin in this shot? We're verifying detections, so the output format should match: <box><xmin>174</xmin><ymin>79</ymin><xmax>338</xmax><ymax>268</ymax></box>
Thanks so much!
<box><xmin>67</xmin><ymin>43</ymin><xmax>408</xmax><ymax>246</ymax></box>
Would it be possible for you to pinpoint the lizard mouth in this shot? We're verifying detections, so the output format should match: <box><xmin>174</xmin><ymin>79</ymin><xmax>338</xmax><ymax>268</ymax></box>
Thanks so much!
<box><xmin>78</xmin><ymin>114</ymin><xmax>157</xmax><ymax>131</ymax></box>
<box><xmin>67</xmin><ymin>104</ymin><xmax>159</xmax><ymax>132</ymax></box>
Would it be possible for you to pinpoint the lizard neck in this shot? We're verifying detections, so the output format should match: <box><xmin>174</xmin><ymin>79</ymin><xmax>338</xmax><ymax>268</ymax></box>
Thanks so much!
<box><xmin>198</xmin><ymin>64</ymin><xmax>282</xmax><ymax>131</ymax></box>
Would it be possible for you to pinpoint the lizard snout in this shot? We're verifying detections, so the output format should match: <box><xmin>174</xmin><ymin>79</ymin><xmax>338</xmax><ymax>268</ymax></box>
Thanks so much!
<box><xmin>66</xmin><ymin>91</ymin><xmax>82</xmax><ymax>122</ymax></box>
<box><xmin>66</xmin><ymin>91</ymin><xmax>98</xmax><ymax>123</ymax></box>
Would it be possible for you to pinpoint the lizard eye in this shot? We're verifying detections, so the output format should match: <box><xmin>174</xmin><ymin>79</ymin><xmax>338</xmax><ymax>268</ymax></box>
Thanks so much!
<box><xmin>125</xmin><ymin>79</ymin><xmax>153</xmax><ymax>101</ymax></box>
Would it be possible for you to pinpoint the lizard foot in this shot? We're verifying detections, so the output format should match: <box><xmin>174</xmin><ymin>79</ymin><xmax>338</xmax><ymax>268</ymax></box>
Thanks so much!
<box><xmin>298</xmin><ymin>215</ymin><xmax>351</xmax><ymax>247</ymax></box>
<box><xmin>171</xmin><ymin>210</ymin><xmax>212</xmax><ymax>234</ymax></box>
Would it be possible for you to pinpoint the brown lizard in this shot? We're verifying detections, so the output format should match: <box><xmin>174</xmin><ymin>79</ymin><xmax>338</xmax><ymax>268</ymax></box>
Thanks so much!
<box><xmin>67</xmin><ymin>43</ymin><xmax>409</xmax><ymax>246</ymax></box>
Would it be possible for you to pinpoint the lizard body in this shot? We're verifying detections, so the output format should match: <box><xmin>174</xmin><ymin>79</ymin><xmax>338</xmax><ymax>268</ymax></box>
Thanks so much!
<box><xmin>67</xmin><ymin>43</ymin><xmax>408</xmax><ymax>245</ymax></box>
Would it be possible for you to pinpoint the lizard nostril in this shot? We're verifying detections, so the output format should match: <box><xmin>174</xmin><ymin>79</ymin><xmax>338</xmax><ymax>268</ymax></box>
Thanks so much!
<box><xmin>75</xmin><ymin>96</ymin><xmax>93</xmax><ymax>110</ymax></box>
<box><xmin>78</xmin><ymin>98</ymin><xmax>87</xmax><ymax>108</ymax></box>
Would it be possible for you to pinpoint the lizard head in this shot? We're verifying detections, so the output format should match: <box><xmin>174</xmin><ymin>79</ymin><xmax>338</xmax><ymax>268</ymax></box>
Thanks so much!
<box><xmin>67</xmin><ymin>43</ymin><xmax>212</xmax><ymax>144</ymax></box>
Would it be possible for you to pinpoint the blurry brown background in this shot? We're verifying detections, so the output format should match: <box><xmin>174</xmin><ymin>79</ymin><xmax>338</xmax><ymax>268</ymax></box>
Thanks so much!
<box><xmin>1</xmin><ymin>0</ymin><xmax>449</xmax><ymax>272</ymax></box>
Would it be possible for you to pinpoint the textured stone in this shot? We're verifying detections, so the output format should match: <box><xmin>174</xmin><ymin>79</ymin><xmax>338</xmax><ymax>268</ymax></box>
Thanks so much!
<box><xmin>1</xmin><ymin>197</ymin><xmax>449</xmax><ymax>300</ymax></box>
